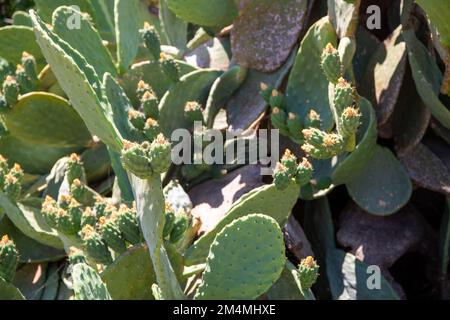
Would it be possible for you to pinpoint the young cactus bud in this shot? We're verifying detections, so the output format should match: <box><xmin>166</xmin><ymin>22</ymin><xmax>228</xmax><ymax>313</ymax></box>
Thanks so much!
<box><xmin>148</xmin><ymin>134</ymin><xmax>172</xmax><ymax>174</ymax></box>
<box><xmin>103</xmin><ymin>204</ymin><xmax>118</xmax><ymax>218</ymax></box>
<box><xmin>340</xmin><ymin>106</ymin><xmax>361</xmax><ymax>136</ymax></box>
<box><xmin>21</xmin><ymin>52</ymin><xmax>38</xmax><ymax>87</ymax></box>
<box><xmin>302</xmin><ymin>129</ymin><xmax>344</xmax><ymax>159</ymax></box>
<box><xmin>121</xmin><ymin>140</ymin><xmax>154</xmax><ymax>179</ymax></box>
<box><xmin>0</xmin><ymin>235</ymin><xmax>19</xmax><ymax>283</ymax></box>
<box><xmin>0</xmin><ymin>156</ymin><xmax>8</xmax><ymax>189</ymax></box>
<box><xmin>15</xmin><ymin>64</ymin><xmax>33</xmax><ymax>94</ymax></box>
<box><xmin>55</xmin><ymin>208</ymin><xmax>79</xmax><ymax>235</ymax></box>
<box><xmin>163</xmin><ymin>204</ymin><xmax>176</xmax><ymax>239</ymax></box>
<box><xmin>66</xmin><ymin>153</ymin><xmax>84</xmax><ymax>184</ymax></box>
<box><xmin>58</xmin><ymin>194</ymin><xmax>72</xmax><ymax>210</ymax></box>
<box><xmin>141</xmin><ymin>90</ymin><xmax>159</xmax><ymax>120</ymax></box>
<box><xmin>70</xmin><ymin>179</ymin><xmax>85</xmax><ymax>202</ymax></box>
<box><xmin>2</xmin><ymin>76</ymin><xmax>20</xmax><ymax>106</ymax></box>
<box><xmin>334</xmin><ymin>78</ymin><xmax>354</xmax><ymax>114</ymax></box>
<box><xmin>270</xmin><ymin>107</ymin><xmax>289</xmax><ymax>135</ymax></box>
<box><xmin>136</xmin><ymin>80</ymin><xmax>152</xmax><ymax>101</ymax></box>
<box><xmin>143</xmin><ymin>118</ymin><xmax>161</xmax><ymax>142</ymax></box>
<box><xmin>184</xmin><ymin>101</ymin><xmax>204</xmax><ymax>124</ymax></box>
<box><xmin>297</xmin><ymin>256</ymin><xmax>319</xmax><ymax>290</ymax></box>
<box><xmin>116</xmin><ymin>204</ymin><xmax>142</xmax><ymax>245</ymax></box>
<box><xmin>304</xmin><ymin>109</ymin><xmax>322</xmax><ymax>129</ymax></box>
<box><xmin>260</xmin><ymin>82</ymin><xmax>273</xmax><ymax>103</ymax></box>
<box><xmin>169</xmin><ymin>209</ymin><xmax>192</xmax><ymax>244</ymax></box>
<box><xmin>4</xmin><ymin>174</ymin><xmax>21</xmax><ymax>201</ymax></box>
<box><xmin>273</xmin><ymin>162</ymin><xmax>292</xmax><ymax>191</ymax></box>
<box><xmin>81</xmin><ymin>207</ymin><xmax>97</xmax><ymax>228</ymax></box>
<box><xmin>269</xmin><ymin>89</ymin><xmax>284</xmax><ymax>109</ymax></box>
<box><xmin>93</xmin><ymin>197</ymin><xmax>108</xmax><ymax>218</ymax></box>
<box><xmin>80</xmin><ymin>225</ymin><xmax>113</xmax><ymax>265</ymax></box>
<box><xmin>295</xmin><ymin>158</ymin><xmax>313</xmax><ymax>187</ymax></box>
<box><xmin>42</xmin><ymin>196</ymin><xmax>59</xmax><ymax>229</ymax></box>
<box><xmin>9</xmin><ymin>163</ymin><xmax>24</xmax><ymax>182</ymax></box>
<box><xmin>321</xmin><ymin>43</ymin><xmax>342</xmax><ymax>84</ymax></box>
<box><xmin>286</xmin><ymin>113</ymin><xmax>303</xmax><ymax>141</ymax></box>
<box><xmin>0</xmin><ymin>94</ymin><xmax>10</xmax><ymax>114</ymax></box>
<box><xmin>98</xmin><ymin>217</ymin><xmax>127</xmax><ymax>254</ymax></box>
<box><xmin>140</xmin><ymin>22</ymin><xmax>161</xmax><ymax>61</ymax></box>
<box><xmin>67</xmin><ymin>198</ymin><xmax>82</xmax><ymax>231</ymax></box>
<box><xmin>160</xmin><ymin>53</ymin><xmax>180</xmax><ymax>83</ymax></box>
<box><xmin>128</xmin><ymin>109</ymin><xmax>147</xmax><ymax>131</ymax></box>
<box><xmin>280</xmin><ymin>149</ymin><xmax>298</xmax><ymax>175</ymax></box>
<box><xmin>68</xmin><ymin>247</ymin><xmax>87</xmax><ymax>265</ymax></box>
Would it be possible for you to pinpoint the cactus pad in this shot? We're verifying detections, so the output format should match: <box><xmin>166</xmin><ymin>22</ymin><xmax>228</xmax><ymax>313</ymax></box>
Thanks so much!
<box><xmin>195</xmin><ymin>214</ymin><xmax>285</xmax><ymax>300</ymax></box>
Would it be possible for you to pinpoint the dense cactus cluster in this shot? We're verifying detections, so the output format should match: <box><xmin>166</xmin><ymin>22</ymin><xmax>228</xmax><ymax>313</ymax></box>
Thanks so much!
<box><xmin>0</xmin><ymin>0</ymin><xmax>448</xmax><ymax>301</ymax></box>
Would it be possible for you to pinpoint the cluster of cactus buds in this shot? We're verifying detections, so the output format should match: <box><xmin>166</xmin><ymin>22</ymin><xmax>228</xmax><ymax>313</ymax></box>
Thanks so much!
<box><xmin>261</xmin><ymin>84</ymin><xmax>307</xmax><ymax>144</ymax></box>
<box><xmin>139</xmin><ymin>23</ymin><xmax>180</xmax><ymax>83</ymax></box>
<box><xmin>297</xmin><ymin>256</ymin><xmax>319</xmax><ymax>291</ymax></box>
<box><xmin>0</xmin><ymin>235</ymin><xmax>19</xmax><ymax>283</ymax></box>
<box><xmin>121</xmin><ymin>135</ymin><xmax>172</xmax><ymax>179</ymax></box>
<box><xmin>273</xmin><ymin>150</ymin><xmax>313</xmax><ymax>190</ymax></box>
<box><xmin>301</xmin><ymin>128</ymin><xmax>345</xmax><ymax>160</ymax></box>
<box><xmin>163</xmin><ymin>203</ymin><xmax>195</xmax><ymax>246</ymax></box>
<box><xmin>299</xmin><ymin>44</ymin><xmax>361</xmax><ymax>159</ymax></box>
<box><xmin>42</xmin><ymin>195</ymin><xmax>82</xmax><ymax>235</ymax></box>
<box><xmin>43</xmin><ymin>192</ymin><xmax>143</xmax><ymax>266</ymax></box>
<box><xmin>0</xmin><ymin>52</ymin><xmax>39</xmax><ymax>111</ymax></box>
<box><xmin>0</xmin><ymin>156</ymin><xmax>24</xmax><ymax>201</ymax></box>
<box><xmin>130</xmin><ymin>81</ymin><xmax>163</xmax><ymax>142</ymax></box>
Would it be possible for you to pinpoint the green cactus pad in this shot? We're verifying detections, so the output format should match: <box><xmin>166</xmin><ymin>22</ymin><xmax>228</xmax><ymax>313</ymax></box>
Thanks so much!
<box><xmin>101</xmin><ymin>244</ymin><xmax>156</xmax><ymax>300</ymax></box>
<box><xmin>158</xmin><ymin>69</ymin><xmax>222</xmax><ymax>136</ymax></box>
<box><xmin>52</xmin><ymin>6</ymin><xmax>117</xmax><ymax>78</ymax></box>
<box><xmin>0</xmin><ymin>134</ymin><xmax>82</xmax><ymax>175</ymax></box>
<box><xmin>404</xmin><ymin>30</ymin><xmax>450</xmax><ymax>129</ymax></box>
<box><xmin>115</xmin><ymin>0</ymin><xmax>141</xmax><ymax>74</ymax></box>
<box><xmin>159</xmin><ymin>0</ymin><xmax>188</xmax><ymax>50</ymax></box>
<box><xmin>0</xmin><ymin>26</ymin><xmax>46</xmax><ymax>70</ymax></box>
<box><xmin>346</xmin><ymin>146</ymin><xmax>412</xmax><ymax>216</ymax></box>
<box><xmin>72</xmin><ymin>263</ymin><xmax>112</xmax><ymax>300</ymax></box>
<box><xmin>103</xmin><ymin>74</ymin><xmax>144</xmax><ymax>142</ymax></box>
<box><xmin>167</xmin><ymin>0</ymin><xmax>238</xmax><ymax>28</ymax></box>
<box><xmin>416</xmin><ymin>0</ymin><xmax>450</xmax><ymax>46</ymax></box>
<box><xmin>3</xmin><ymin>93</ymin><xmax>92</xmax><ymax>148</ymax></box>
<box><xmin>12</xmin><ymin>11</ymin><xmax>32</xmax><ymax>27</ymax></box>
<box><xmin>0</xmin><ymin>191</ymin><xmax>63</xmax><ymax>249</ymax></box>
<box><xmin>184</xmin><ymin>183</ymin><xmax>299</xmax><ymax>265</ymax></box>
<box><xmin>31</xmin><ymin>11</ymin><xmax>124</xmax><ymax>152</ymax></box>
<box><xmin>0</xmin><ymin>277</ymin><xmax>25</xmax><ymax>300</ymax></box>
<box><xmin>204</xmin><ymin>66</ymin><xmax>248</xmax><ymax>128</ymax></box>
<box><xmin>286</xmin><ymin>17</ymin><xmax>337</xmax><ymax>131</ymax></box>
<box><xmin>195</xmin><ymin>214</ymin><xmax>285</xmax><ymax>300</ymax></box>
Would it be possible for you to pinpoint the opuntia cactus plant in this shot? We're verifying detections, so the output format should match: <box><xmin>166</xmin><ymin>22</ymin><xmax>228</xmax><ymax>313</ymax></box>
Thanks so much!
<box><xmin>0</xmin><ymin>0</ymin><xmax>447</xmax><ymax>302</ymax></box>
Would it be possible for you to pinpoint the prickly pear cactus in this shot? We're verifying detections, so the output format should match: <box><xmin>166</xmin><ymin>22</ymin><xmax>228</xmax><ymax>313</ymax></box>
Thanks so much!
<box><xmin>0</xmin><ymin>0</ymin><xmax>447</xmax><ymax>302</ymax></box>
